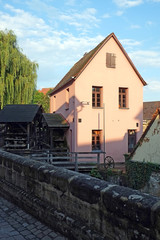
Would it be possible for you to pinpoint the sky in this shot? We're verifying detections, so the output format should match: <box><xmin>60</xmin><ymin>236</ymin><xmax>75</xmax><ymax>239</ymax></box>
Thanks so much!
<box><xmin>0</xmin><ymin>0</ymin><xmax>160</xmax><ymax>102</ymax></box>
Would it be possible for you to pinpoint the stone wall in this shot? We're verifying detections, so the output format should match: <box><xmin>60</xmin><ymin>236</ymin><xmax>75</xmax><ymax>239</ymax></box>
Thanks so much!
<box><xmin>141</xmin><ymin>172</ymin><xmax>160</xmax><ymax>197</ymax></box>
<box><xmin>0</xmin><ymin>150</ymin><xmax>160</xmax><ymax>240</ymax></box>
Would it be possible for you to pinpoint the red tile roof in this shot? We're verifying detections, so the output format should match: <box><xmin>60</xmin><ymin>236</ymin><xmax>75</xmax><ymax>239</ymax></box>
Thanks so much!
<box><xmin>38</xmin><ymin>88</ymin><xmax>54</xmax><ymax>95</ymax></box>
<box><xmin>143</xmin><ymin>101</ymin><xmax>160</xmax><ymax>120</ymax></box>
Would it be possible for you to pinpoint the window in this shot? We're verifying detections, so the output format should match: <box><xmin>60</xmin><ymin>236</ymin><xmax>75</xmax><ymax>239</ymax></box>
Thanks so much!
<box><xmin>106</xmin><ymin>53</ymin><xmax>116</xmax><ymax>68</ymax></box>
<box><xmin>65</xmin><ymin>88</ymin><xmax>69</xmax><ymax>110</ymax></box>
<box><xmin>128</xmin><ymin>130</ymin><xmax>136</xmax><ymax>153</ymax></box>
<box><xmin>92</xmin><ymin>130</ymin><xmax>102</xmax><ymax>151</ymax></box>
<box><xmin>92</xmin><ymin>87</ymin><xmax>102</xmax><ymax>107</ymax></box>
<box><xmin>119</xmin><ymin>88</ymin><xmax>128</xmax><ymax>108</ymax></box>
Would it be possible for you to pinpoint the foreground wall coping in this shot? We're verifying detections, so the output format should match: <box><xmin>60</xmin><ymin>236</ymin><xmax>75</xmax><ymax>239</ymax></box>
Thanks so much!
<box><xmin>0</xmin><ymin>150</ymin><xmax>160</xmax><ymax>240</ymax></box>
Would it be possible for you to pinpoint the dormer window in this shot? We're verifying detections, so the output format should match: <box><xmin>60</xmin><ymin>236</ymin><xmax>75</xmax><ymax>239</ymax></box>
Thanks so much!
<box><xmin>106</xmin><ymin>53</ymin><xmax>116</xmax><ymax>68</ymax></box>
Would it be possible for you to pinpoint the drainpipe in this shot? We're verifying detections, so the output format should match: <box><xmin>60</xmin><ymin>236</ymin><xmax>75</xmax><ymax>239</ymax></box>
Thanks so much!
<box><xmin>74</xmin><ymin>99</ymin><xmax>77</xmax><ymax>152</ymax></box>
<box><xmin>103</xmin><ymin>103</ymin><xmax>105</xmax><ymax>158</ymax></box>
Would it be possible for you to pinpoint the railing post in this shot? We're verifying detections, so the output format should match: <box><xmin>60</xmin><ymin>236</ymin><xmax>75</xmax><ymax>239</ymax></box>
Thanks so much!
<box><xmin>47</xmin><ymin>151</ymin><xmax>49</xmax><ymax>163</ymax></box>
<box><xmin>50</xmin><ymin>153</ymin><xmax>52</xmax><ymax>163</ymax></box>
<box><xmin>97</xmin><ymin>152</ymin><xmax>100</xmax><ymax>166</ymax></box>
<box><xmin>75</xmin><ymin>153</ymin><xmax>78</xmax><ymax>172</ymax></box>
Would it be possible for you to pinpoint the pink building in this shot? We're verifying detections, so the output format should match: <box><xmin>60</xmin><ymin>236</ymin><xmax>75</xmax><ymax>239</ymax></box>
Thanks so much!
<box><xmin>50</xmin><ymin>33</ymin><xmax>146</xmax><ymax>162</ymax></box>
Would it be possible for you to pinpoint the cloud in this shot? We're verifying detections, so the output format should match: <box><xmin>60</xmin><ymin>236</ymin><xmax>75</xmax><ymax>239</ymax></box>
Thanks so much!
<box><xmin>26</xmin><ymin>0</ymin><xmax>59</xmax><ymax>18</ymax></box>
<box><xmin>129</xmin><ymin>50</ymin><xmax>160</xmax><ymax>67</ymax></box>
<box><xmin>26</xmin><ymin>0</ymin><xmax>100</xmax><ymax>32</ymax></box>
<box><xmin>59</xmin><ymin>8</ymin><xmax>100</xmax><ymax>31</ymax></box>
<box><xmin>28</xmin><ymin>33</ymin><xmax>104</xmax><ymax>88</ymax></box>
<box><xmin>113</xmin><ymin>0</ymin><xmax>143</xmax><ymax>8</ymax></box>
<box><xmin>22</xmin><ymin>32</ymin><xmax>104</xmax><ymax>66</ymax></box>
<box><xmin>115</xmin><ymin>10</ymin><xmax>124</xmax><ymax>16</ymax></box>
<box><xmin>130</xmin><ymin>24</ymin><xmax>141</xmax><ymax>29</ymax></box>
<box><xmin>102</xmin><ymin>13</ymin><xmax>110</xmax><ymax>18</ymax></box>
<box><xmin>0</xmin><ymin>3</ymin><xmax>104</xmax><ymax>88</ymax></box>
<box><xmin>146</xmin><ymin>21</ymin><xmax>154</xmax><ymax>27</ymax></box>
<box><xmin>65</xmin><ymin>0</ymin><xmax>76</xmax><ymax>6</ymax></box>
<box><xmin>120</xmin><ymin>38</ymin><xmax>141</xmax><ymax>48</ymax></box>
<box><xmin>146</xmin><ymin>80</ymin><xmax>160</xmax><ymax>91</ymax></box>
<box><xmin>1</xmin><ymin>4</ymin><xmax>49</xmax><ymax>39</ymax></box>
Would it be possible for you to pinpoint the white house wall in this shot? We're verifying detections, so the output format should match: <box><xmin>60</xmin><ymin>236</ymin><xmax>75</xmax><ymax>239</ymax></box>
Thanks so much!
<box><xmin>130</xmin><ymin>114</ymin><xmax>160</xmax><ymax>164</ymax></box>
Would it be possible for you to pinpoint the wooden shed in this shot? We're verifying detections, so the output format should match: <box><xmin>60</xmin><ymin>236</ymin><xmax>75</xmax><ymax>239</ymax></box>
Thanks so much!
<box><xmin>42</xmin><ymin>113</ymin><xmax>69</xmax><ymax>151</ymax></box>
<box><xmin>0</xmin><ymin>104</ymin><xmax>43</xmax><ymax>151</ymax></box>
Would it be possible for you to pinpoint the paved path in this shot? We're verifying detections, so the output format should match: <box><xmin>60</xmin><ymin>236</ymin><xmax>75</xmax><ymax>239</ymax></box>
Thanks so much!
<box><xmin>0</xmin><ymin>196</ymin><xmax>68</xmax><ymax>240</ymax></box>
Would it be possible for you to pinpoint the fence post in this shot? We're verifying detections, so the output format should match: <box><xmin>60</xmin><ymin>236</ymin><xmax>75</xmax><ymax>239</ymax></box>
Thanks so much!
<box><xmin>97</xmin><ymin>152</ymin><xmax>100</xmax><ymax>166</ymax></box>
<box><xmin>75</xmin><ymin>153</ymin><xmax>78</xmax><ymax>172</ymax></box>
<box><xmin>50</xmin><ymin>153</ymin><xmax>52</xmax><ymax>163</ymax></box>
<box><xmin>47</xmin><ymin>151</ymin><xmax>50</xmax><ymax>163</ymax></box>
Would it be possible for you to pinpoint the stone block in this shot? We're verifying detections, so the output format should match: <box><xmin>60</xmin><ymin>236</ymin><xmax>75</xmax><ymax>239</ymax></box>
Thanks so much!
<box><xmin>69</xmin><ymin>175</ymin><xmax>108</xmax><ymax>204</ymax></box>
<box><xmin>50</xmin><ymin>168</ymin><xmax>77</xmax><ymax>192</ymax></box>
<box><xmin>102</xmin><ymin>184</ymin><xmax>159</xmax><ymax>228</ymax></box>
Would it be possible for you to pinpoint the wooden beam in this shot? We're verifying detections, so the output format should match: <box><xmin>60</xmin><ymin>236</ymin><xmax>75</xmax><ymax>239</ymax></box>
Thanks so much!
<box><xmin>27</xmin><ymin>124</ymin><xmax>30</xmax><ymax>149</ymax></box>
<box><xmin>50</xmin><ymin>129</ymin><xmax>53</xmax><ymax>149</ymax></box>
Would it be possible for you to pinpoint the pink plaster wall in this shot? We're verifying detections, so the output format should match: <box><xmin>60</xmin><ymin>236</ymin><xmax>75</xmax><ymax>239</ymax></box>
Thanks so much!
<box><xmin>50</xmin><ymin>36</ymin><xmax>144</xmax><ymax>162</ymax></box>
<box><xmin>50</xmin><ymin>81</ymin><xmax>76</xmax><ymax>151</ymax></box>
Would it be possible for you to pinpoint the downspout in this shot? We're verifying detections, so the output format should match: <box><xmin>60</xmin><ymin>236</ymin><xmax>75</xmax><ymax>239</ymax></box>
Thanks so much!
<box><xmin>72</xmin><ymin>76</ymin><xmax>77</xmax><ymax>152</ymax></box>
<box><xmin>74</xmin><ymin>97</ymin><xmax>77</xmax><ymax>152</ymax></box>
<box><xmin>103</xmin><ymin>103</ymin><xmax>106</xmax><ymax>158</ymax></box>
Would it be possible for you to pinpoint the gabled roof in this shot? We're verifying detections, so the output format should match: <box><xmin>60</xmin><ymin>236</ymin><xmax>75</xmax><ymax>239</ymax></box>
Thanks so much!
<box><xmin>0</xmin><ymin>104</ymin><xmax>42</xmax><ymax>123</ymax></box>
<box><xmin>50</xmin><ymin>32</ymin><xmax>146</xmax><ymax>95</ymax></box>
<box><xmin>143</xmin><ymin>101</ymin><xmax>160</xmax><ymax>120</ymax></box>
<box><xmin>128</xmin><ymin>108</ymin><xmax>160</xmax><ymax>160</ymax></box>
<box><xmin>42</xmin><ymin>113</ymin><xmax>69</xmax><ymax>128</ymax></box>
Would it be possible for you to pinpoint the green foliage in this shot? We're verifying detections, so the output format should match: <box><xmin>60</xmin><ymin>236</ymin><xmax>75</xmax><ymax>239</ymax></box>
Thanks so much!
<box><xmin>90</xmin><ymin>167</ymin><xmax>120</xmax><ymax>180</ymax></box>
<box><xmin>126</xmin><ymin>161</ymin><xmax>160</xmax><ymax>189</ymax></box>
<box><xmin>90</xmin><ymin>168</ymin><xmax>103</xmax><ymax>179</ymax></box>
<box><xmin>33</xmin><ymin>89</ymin><xmax>52</xmax><ymax>113</ymax></box>
<box><xmin>0</xmin><ymin>29</ymin><xmax>38</xmax><ymax>109</ymax></box>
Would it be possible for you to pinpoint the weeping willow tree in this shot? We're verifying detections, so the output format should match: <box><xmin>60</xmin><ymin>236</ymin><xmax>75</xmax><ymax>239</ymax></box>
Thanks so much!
<box><xmin>0</xmin><ymin>30</ymin><xmax>38</xmax><ymax>109</ymax></box>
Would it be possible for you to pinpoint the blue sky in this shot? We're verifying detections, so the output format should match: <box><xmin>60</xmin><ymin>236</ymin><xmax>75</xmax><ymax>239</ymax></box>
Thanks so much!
<box><xmin>0</xmin><ymin>0</ymin><xmax>160</xmax><ymax>102</ymax></box>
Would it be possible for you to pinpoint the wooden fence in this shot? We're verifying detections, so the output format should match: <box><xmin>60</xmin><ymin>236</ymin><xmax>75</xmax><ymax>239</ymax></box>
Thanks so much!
<box><xmin>30</xmin><ymin>151</ymin><xmax>105</xmax><ymax>172</ymax></box>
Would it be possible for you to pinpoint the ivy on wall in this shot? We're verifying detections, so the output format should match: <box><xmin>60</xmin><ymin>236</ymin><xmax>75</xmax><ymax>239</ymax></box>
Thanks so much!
<box><xmin>90</xmin><ymin>161</ymin><xmax>160</xmax><ymax>191</ymax></box>
<box><xmin>126</xmin><ymin>161</ymin><xmax>160</xmax><ymax>190</ymax></box>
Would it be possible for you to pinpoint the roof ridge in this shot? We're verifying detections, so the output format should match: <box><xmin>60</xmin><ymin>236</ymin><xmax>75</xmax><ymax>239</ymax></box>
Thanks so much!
<box><xmin>50</xmin><ymin>32</ymin><xmax>146</xmax><ymax>95</ymax></box>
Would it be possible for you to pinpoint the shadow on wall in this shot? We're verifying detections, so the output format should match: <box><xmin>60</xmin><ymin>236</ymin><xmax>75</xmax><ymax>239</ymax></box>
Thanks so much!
<box><xmin>50</xmin><ymin>92</ymin><xmax>143</xmax><ymax>162</ymax></box>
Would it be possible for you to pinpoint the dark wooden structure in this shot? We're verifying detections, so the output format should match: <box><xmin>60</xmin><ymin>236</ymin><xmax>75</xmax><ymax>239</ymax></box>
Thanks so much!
<box><xmin>42</xmin><ymin>113</ymin><xmax>69</xmax><ymax>151</ymax></box>
<box><xmin>0</xmin><ymin>104</ymin><xmax>43</xmax><ymax>151</ymax></box>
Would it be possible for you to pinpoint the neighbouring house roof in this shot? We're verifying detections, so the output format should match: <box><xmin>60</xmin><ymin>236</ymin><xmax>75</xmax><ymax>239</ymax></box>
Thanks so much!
<box><xmin>128</xmin><ymin>108</ymin><xmax>160</xmax><ymax>160</ymax></box>
<box><xmin>0</xmin><ymin>104</ymin><xmax>42</xmax><ymax>123</ymax></box>
<box><xmin>143</xmin><ymin>101</ymin><xmax>160</xmax><ymax>120</ymax></box>
<box><xmin>50</xmin><ymin>32</ymin><xmax>147</xmax><ymax>96</ymax></box>
<box><xmin>38</xmin><ymin>88</ymin><xmax>54</xmax><ymax>95</ymax></box>
<box><xmin>42</xmin><ymin>113</ymin><xmax>69</xmax><ymax>128</ymax></box>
